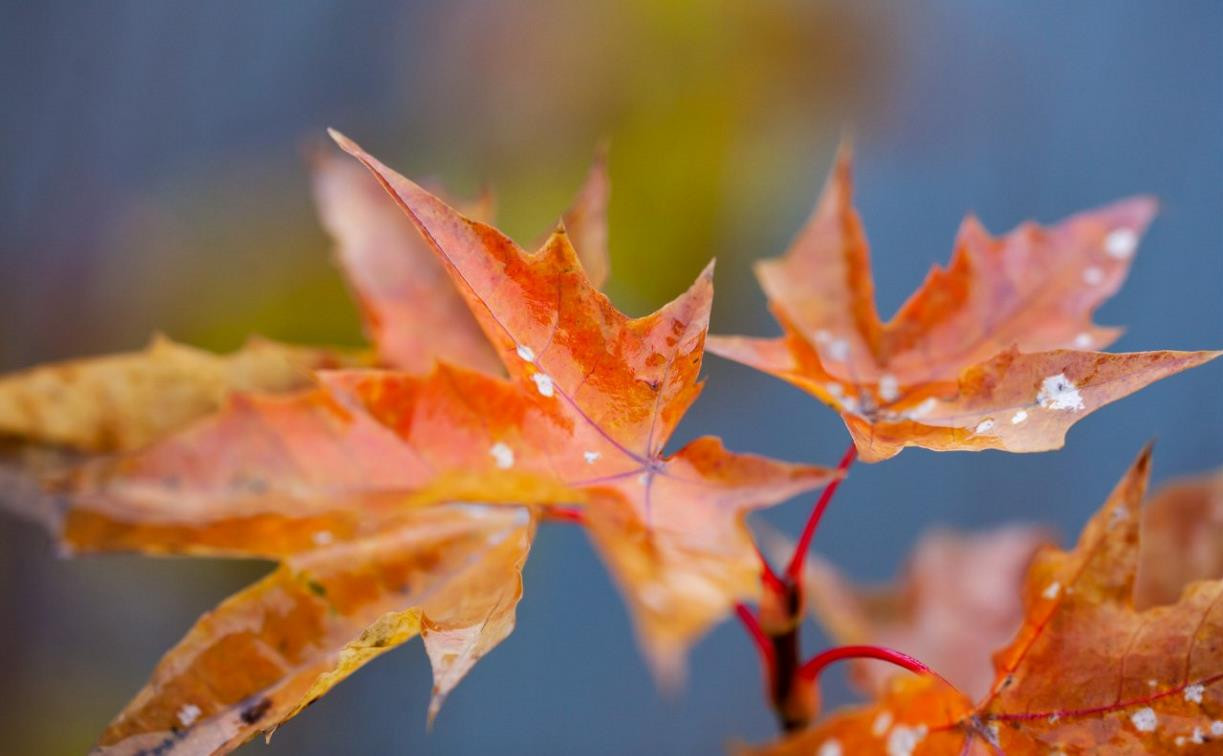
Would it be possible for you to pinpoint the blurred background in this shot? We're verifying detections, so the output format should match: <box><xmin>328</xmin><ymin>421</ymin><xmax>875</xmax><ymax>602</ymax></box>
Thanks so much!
<box><xmin>1</xmin><ymin>1</ymin><xmax>1220</xmax><ymax>753</ymax></box>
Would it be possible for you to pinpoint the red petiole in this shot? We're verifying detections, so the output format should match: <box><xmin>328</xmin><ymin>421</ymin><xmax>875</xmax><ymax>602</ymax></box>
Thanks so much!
<box><xmin>734</xmin><ymin>602</ymin><xmax>775</xmax><ymax>672</ymax></box>
<box><xmin>799</xmin><ymin>644</ymin><xmax>938</xmax><ymax>683</ymax></box>
<box><xmin>752</xmin><ymin>543</ymin><xmax>787</xmax><ymax>597</ymax></box>
<box><xmin>733</xmin><ymin>441</ymin><xmax>949</xmax><ymax>733</ymax></box>
<box><xmin>785</xmin><ymin>443</ymin><xmax>856</xmax><ymax>581</ymax></box>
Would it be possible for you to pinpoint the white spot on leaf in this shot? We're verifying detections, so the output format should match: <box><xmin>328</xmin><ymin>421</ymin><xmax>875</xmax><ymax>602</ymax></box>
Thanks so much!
<box><xmin>1074</xmin><ymin>332</ymin><xmax>1094</xmax><ymax>349</ymax></box>
<box><xmin>1012</xmin><ymin>409</ymin><xmax>1029</xmax><ymax>424</ymax></box>
<box><xmin>907</xmin><ymin>398</ymin><xmax>938</xmax><ymax>420</ymax></box>
<box><xmin>878</xmin><ymin>374</ymin><xmax>900</xmax><ymax>402</ymax></box>
<box><xmin>1185</xmin><ymin>683</ymin><xmax>1205</xmax><ymax>704</ymax></box>
<box><xmin>1192</xmin><ymin>727</ymin><xmax>1205</xmax><ymax>744</ymax></box>
<box><xmin>1043</xmin><ymin>581</ymin><xmax>1061</xmax><ymax>599</ymax></box>
<box><xmin>177</xmin><ymin>703</ymin><xmax>201</xmax><ymax>727</ymax></box>
<box><xmin>312</xmin><ymin>531</ymin><xmax>334</xmax><ymax>546</ymax></box>
<box><xmin>872</xmin><ymin>711</ymin><xmax>894</xmax><ymax>737</ymax></box>
<box><xmin>826</xmin><ymin>339</ymin><xmax>850</xmax><ymax>362</ymax></box>
<box><xmin>1213</xmin><ymin>721</ymin><xmax>1223</xmax><ymax>737</ymax></box>
<box><xmin>1106</xmin><ymin>228</ymin><xmax>1138</xmax><ymax>259</ymax></box>
<box><xmin>584</xmin><ymin>450</ymin><xmax>601</xmax><ymax>464</ymax></box>
<box><xmin>532</xmin><ymin>372</ymin><xmax>555</xmax><ymax>397</ymax></box>
<box><xmin>489</xmin><ymin>442</ymin><xmax>514</xmax><ymax>469</ymax></box>
<box><xmin>817</xmin><ymin>739</ymin><xmax>842</xmax><ymax>756</ymax></box>
<box><xmin>1038</xmin><ymin>373</ymin><xmax>1085</xmax><ymax>411</ymax></box>
<box><xmin>1130</xmin><ymin>707</ymin><xmax>1157</xmax><ymax>733</ymax></box>
<box><xmin>516</xmin><ymin>344</ymin><xmax>536</xmax><ymax>362</ymax></box>
<box><xmin>886</xmin><ymin>724</ymin><xmax>928</xmax><ymax>756</ymax></box>
<box><xmin>1083</xmin><ymin>266</ymin><xmax>1104</xmax><ymax>286</ymax></box>
<box><xmin>975</xmin><ymin>418</ymin><xmax>996</xmax><ymax>434</ymax></box>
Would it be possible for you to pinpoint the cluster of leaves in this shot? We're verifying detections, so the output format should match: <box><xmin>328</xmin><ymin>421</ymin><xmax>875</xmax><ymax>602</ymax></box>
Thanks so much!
<box><xmin>0</xmin><ymin>132</ymin><xmax>1218</xmax><ymax>755</ymax></box>
<box><xmin>753</xmin><ymin>451</ymin><xmax>1223</xmax><ymax>755</ymax></box>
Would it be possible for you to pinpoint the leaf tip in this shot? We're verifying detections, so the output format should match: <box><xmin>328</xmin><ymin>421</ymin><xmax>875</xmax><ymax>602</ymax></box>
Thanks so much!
<box><xmin>326</xmin><ymin>127</ymin><xmax>360</xmax><ymax>157</ymax></box>
<box><xmin>1133</xmin><ymin>439</ymin><xmax>1156</xmax><ymax>477</ymax></box>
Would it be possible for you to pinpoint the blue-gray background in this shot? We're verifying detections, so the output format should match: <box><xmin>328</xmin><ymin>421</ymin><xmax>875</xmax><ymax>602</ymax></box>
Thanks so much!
<box><xmin>1</xmin><ymin>2</ymin><xmax>1219</xmax><ymax>753</ymax></box>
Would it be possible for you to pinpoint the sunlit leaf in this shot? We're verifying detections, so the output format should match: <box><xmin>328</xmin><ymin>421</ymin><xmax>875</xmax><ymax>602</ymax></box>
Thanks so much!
<box><xmin>709</xmin><ymin>145</ymin><xmax>1220</xmax><ymax>461</ymax></box>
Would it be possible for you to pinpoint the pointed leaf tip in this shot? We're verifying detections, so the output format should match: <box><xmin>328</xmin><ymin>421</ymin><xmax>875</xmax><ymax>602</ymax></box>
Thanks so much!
<box><xmin>327</xmin><ymin>127</ymin><xmax>354</xmax><ymax>151</ymax></box>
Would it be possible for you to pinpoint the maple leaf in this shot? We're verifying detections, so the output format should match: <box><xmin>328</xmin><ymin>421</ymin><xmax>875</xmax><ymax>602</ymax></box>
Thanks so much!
<box><xmin>327</xmin><ymin>129</ymin><xmax>840</xmax><ymax>682</ymax></box>
<box><xmin>795</xmin><ymin>525</ymin><xmax>1052</xmax><ymax>701</ymax></box>
<box><xmin>0</xmin><ymin>335</ymin><xmax>365</xmax><ymax>454</ymax></box>
<box><xmin>95</xmin><ymin>503</ymin><xmax>534</xmax><ymax>755</ymax></box>
<box><xmin>54</xmin><ymin>346</ymin><xmax>831</xmax><ymax>749</ymax></box>
<box><xmin>311</xmin><ymin>141</ymin><xmax>609</xmax><ymax>374</ymax></box>
<box><xmin>0</xmin><ymin>130</ymin><xmax>839</xmax><ymax>753</ymax></box>
<box><xmin>707</xmin><ymin>145</ymin><xmax>1221</xmax><ymax>461</ymax></box>
<box><xmin>751</xmin><ymin>445</ymin><xmax>1223</xmax><ymax>755</ymax></box>
<box><xmin>44</xmin><ymin>367</ymin><xmax>563</xmax><ymax>754</ymax></box>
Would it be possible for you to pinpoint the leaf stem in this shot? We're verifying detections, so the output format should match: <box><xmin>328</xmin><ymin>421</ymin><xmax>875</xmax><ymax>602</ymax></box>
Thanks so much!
<box><xmin>752</xmin><ymin>543</ymin><xmax>787</xmax><ymax>597</ymax></box>
<box><xmin>734</xmin><ymin>441</ymin><xmax>867</xmax><ymax>734</ymax></box>
<box><xmin>734</xmin><ymin>602</ymin><xmax>775</xmax><ymax>671</ymax></box>
<box><xmin>785</xmin><ymin>444</ymin><xmax>856</xmax><ymax>580</ymax></box>
<box><xmin>799</xmin><ymin>644</ymin><xmax>934</xmax><ymax>682</ymax></box>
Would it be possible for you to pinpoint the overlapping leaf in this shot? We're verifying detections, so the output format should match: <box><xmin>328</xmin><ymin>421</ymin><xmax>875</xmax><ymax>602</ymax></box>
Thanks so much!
<box><xmin>0</xmin><ymin>130</ymin><xmax>840</xmax><ymax>754</ymax></box>
<box><xmin>708</xmin><ymin>145</ymin><xmax>1220</xmax><ymax>461</ymax></box>
<box><xmin>94</xmin><ymin>503</ymin><xmax>534</xmax><ymax>755</ymax></box>
<box><xmin>753</xmin><ymin>447</ymin><xmax>1223</xmax><ymax>754</ymax></box>
<box><xmin>0</xmin><ymin>144</ymin><xmax>614</xmax><ymax>749</ymax></box>
<box><xmin>0</xmin><ymin>335</ymin><xmax>365</xmax><ymax>454</ymax></box>
<box><xmin>797</xmin><ymin>525</ymin><xmax>1051</xmax><ymax>701</ymax></box>
<box><xmin>65</xmin><ymin>343</ymin><xmax>827</xmax><ymax>749</ymax></box>
<box><xmin>330</xmin><ymin>130</ymin><xmax>838</xmax><ymax>682</ymax></box>
<box><xmin>46</xmin><ymin>364</ymin><xmax>564</xmax><ymax>753</ymax></box>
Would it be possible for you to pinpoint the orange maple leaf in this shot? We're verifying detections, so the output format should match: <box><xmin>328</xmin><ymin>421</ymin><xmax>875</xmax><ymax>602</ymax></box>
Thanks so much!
<box><xmin>329</xmin><ymin>130</ymin><xmax>838</xmax><ymax>681</ymax></box>
<box><xmin>0</xmin><ymin>131</ymin><xmax>841</xmax><ymax>753</ymax></box>
<box><xmin>751</xmin><ymin>446</ymin><xmax>1223</xmax><ymax>755</ymax></box>
<box><xmin>708</xmin><ymin>145</ymin><xmax>1220</xmax><ymax>461</ymax></box>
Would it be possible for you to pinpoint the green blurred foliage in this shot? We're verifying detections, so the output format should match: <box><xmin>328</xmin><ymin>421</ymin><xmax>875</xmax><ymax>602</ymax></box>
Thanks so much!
<box><xmin>99</xmin><ymin>0</ymin><xmax>886</xmax><ymax>356</ymax></box>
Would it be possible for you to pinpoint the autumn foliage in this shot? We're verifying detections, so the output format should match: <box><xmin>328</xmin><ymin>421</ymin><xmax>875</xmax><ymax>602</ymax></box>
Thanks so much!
<box><xmin>0</xmin><ymin>133</ymin><xmax>1218</xmax><ymax>755</ymax></box>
